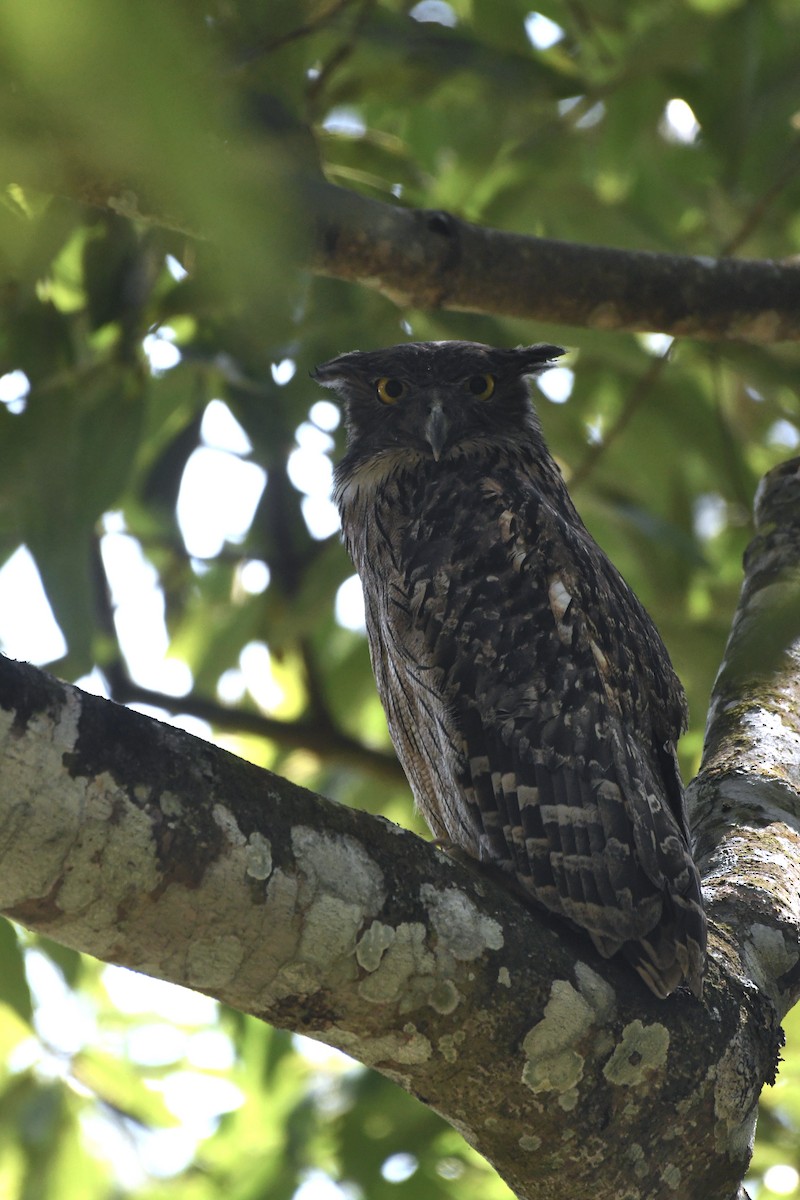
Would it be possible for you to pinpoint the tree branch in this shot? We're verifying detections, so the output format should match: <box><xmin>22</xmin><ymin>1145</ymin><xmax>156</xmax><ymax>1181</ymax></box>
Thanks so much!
<box><xmin>568</xmin><ymin>344</ymin><xmax>673</xmax><ymax>489</ymax></box>
<box><xmin>309</xmin><ymin>180</ymin><xmax>800</xmax><ymax>343</ymax></box>
<box><xmin>103</xmin><ymin>661</ymin><xmax>406</xmax><ymax>787</ymax></box>
<box><xmin>690</xmin><ymin>455</ymin><xmax>800</xmax><ymax>1020</ymax></box>
<box><xmin>0</xmin><ymin>622</ymin><xmax>783</xmax><ymax>1200</ymax></box>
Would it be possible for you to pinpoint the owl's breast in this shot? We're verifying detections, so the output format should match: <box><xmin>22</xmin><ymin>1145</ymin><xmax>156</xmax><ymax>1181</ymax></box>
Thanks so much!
<box><xmin>342</xmin><ymin>462</ymin><xmax>504</xmax><ymax>847</ymax></box>
<box><xmin>349</xmin><ymin>459</ymin><xmax>537</xmax><ymax>663</ymax></box>
<box><xmin>343</xmin><ymin>450</ymin><xmax>681</xmax><ymax>746</ymax></box>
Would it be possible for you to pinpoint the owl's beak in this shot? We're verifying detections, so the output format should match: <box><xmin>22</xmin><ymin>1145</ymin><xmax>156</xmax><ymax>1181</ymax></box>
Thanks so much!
<box><xmin>425</xmin><ymin>402</ymin><xmax>449</xmax><ymax>462</ymax></box>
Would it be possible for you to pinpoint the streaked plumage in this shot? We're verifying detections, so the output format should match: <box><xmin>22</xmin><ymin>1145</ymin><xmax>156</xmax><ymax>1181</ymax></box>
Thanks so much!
<box><xmin>315</xmin><ymin>340</ymin><xmax>706</xmax><ymax>998</ymax></box>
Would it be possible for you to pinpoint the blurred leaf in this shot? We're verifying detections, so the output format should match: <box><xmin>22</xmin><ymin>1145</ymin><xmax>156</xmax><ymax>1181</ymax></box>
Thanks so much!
<box><xmin>71</xmin><ymin>1049</ymin><xmax>178</xmax><ymax>1128</ymax></box>
<box><xmin>0</xmin><ymin>919</ymin><xmax>32</xmax><ymax>1024</ymax></box>
<box><xmin>34</xmin><ymin>937</ymin><xmax>83</xmax><ymax>988</ymax></box>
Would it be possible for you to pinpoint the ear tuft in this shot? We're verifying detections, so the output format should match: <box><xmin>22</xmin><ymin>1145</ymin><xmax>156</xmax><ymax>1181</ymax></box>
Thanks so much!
<box><xmin>513</xmin><ymin>344</ymin><xmax>565</xmax><ymax>375</ymax></box>
<box><xmin>311</xmin><ymin>351</ymin><xmax>367</xmax><ymax>390</ymax></box>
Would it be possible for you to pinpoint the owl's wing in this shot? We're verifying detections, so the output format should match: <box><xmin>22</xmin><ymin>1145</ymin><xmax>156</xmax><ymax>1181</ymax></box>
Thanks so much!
<box><xmin>425</xmin><ymin>487</ymin><xmax>705</xmax><ymax>997</ymax></box>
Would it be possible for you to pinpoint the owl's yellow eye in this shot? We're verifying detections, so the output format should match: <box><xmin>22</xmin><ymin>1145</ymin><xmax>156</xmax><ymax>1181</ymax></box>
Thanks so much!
<box><xmin>376</xmin><ymin>377</ymin><xmax>406</xmax><ymax>404</ymax></box>
<box><xmin>467</xmin><ymin>373</ymin><xmax>495</xmax><ymax>401</ymax></box>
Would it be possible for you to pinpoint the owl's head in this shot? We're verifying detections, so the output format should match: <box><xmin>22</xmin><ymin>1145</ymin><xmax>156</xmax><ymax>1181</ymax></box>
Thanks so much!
<box><xmin>313</xmin><ymin>341</ymin><xmax>563</xmax><ymax>468</ymax></box>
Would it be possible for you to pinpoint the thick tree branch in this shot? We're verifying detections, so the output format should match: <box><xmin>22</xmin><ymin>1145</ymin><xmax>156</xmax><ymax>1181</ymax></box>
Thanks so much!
<box><xmin>690</xmin><ymin>456</ymin><xmax>800</xmax><ymax>1020</ymax></box>
<box><xmin>0</xmin><ymin>636</ymin><xmax>781</xmax><ymax>1200</ymax></box>
<box><xmin>309</xmin><ymin>181</ymin><xmax>800</xmax><ymax>343</ymax></box>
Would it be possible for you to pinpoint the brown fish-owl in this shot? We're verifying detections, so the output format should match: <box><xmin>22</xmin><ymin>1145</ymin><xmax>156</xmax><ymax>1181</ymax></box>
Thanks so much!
<box><xmin>315</xmin><ymin>340</ymin><xmax>706</xmax><ymax>998</ymax></box>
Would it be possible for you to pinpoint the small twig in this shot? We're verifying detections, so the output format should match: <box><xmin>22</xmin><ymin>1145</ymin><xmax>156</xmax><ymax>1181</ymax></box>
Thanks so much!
<box><xmin>299</xmin><ymin>639</ymin><xmax>334</xmax><ymax>725</ymax></box>
<box><xmin>568</xmin><ymin>140</ymin><xmax>800</xmax><ymax>487</ymax></box>
<box><xmin>562</xmin><ymin>0</ymin><xmax>618</xmax><ymax>69</ymax></box>
<box><xmin>104</xmin><ymin>660</ymin><xmax>405</xmax><ymax>786</ymax></box>
<box><xmin>306</xmin><ymin>0</ymin><xmax>375</xmax><ymax>103</ymax></box>
<box><xmin>707</xmin><ymin>353</ymin><xmax>756</xmax><ymax>513</ymax></box>
<box><xmin>93</xmin><ymin>531</ymin><xmax>401</xmax><ymax>785</ymax></box>
<box><xmin>568</xmin><ymin>346</ymin><xmax>672</xmax><ymax>490</ymax></box>
<box><xmin>719</xmin><ymin>138</ymin><xmax>800</xmax><ymax>257</ymax></box>
<box><xmin>233</xmin><ymin>0</ymin><xmax>355</xmax><ymax>68</ymax></box>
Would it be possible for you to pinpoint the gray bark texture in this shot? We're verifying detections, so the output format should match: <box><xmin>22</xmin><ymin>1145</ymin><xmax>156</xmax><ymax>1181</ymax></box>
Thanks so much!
<box><xmin>1</xmin><ymin>456</ymin><xmax>799</xmax><ymax>1200</ymax></box>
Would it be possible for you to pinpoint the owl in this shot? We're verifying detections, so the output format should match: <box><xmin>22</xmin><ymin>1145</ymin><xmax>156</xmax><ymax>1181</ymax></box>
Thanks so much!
<box><xmin>314</xmin><ymin>340</ymin><xmax>706</xmax><ymax>999</ymax></box>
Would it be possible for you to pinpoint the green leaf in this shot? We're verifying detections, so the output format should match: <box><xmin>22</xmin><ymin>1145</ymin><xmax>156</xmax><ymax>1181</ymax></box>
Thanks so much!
<box><xmin>0</xmin><ymin>918</ymin><xmax>32</xmax><ymax>1024</ymax></box>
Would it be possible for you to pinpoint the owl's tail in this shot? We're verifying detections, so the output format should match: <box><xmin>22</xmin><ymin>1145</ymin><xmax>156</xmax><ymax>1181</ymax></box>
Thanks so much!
<box><xmin>622</xmin><ymin>910</ymin><xmax>706</xmax><ymax>1000</ymax></box>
